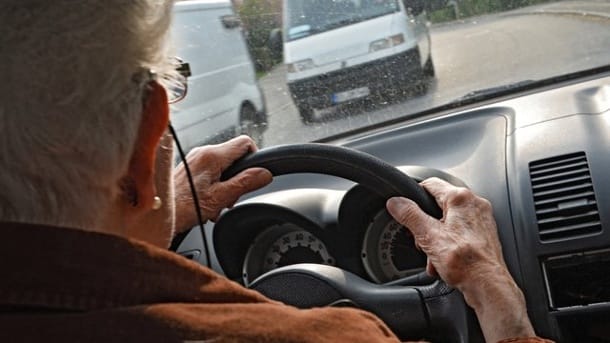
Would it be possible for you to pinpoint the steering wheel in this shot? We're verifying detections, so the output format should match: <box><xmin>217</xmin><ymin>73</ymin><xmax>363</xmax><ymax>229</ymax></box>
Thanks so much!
<box><xmin>218</xmin><ymin>143</ymin><xmax>479</xmax><ymax>342</ymax></box>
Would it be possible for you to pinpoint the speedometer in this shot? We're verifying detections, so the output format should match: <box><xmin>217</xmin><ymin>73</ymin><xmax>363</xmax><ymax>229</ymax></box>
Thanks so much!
<box><xmin>243</xmin><ymin>223</ymin><xmax>334</xmax><ymax>285</ymax></box>
<box><xmin>362</xmin><ymin>210</ymin><xmax>427</xmax><ymax>283</ymax></box>
<box><xmin>261</xmin><ymin>230</ymin><xmax>334</xmax><ymax>272</ymax></box>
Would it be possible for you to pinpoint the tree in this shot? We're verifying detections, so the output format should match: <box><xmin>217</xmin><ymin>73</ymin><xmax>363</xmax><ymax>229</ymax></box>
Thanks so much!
<box><xmin>238</xmin><ymin>0</ymin><xmax>282</xmax><ymax>72</ymax></box>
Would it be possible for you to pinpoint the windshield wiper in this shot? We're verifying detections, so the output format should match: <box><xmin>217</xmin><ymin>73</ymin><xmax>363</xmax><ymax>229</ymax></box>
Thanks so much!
<box><xmin>323</xmin><ymin>17</ymin><xmax>362</xmax><ymax>31</ymax></box>
<box><xmin>288</xmin><ymin>26</ymin><xmax>326</xmax><ymax>40</ymax></box>
<box><xmin>455</xmin><ymin>79</ymin><xmax>536</xmax><ymax>103</ymax></box>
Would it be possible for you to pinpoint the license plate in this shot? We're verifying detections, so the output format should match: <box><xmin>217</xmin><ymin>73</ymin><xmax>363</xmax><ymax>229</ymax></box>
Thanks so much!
<box><xmin>331</xmin><ymin>87</ymin><xmax>370</xmax><ymax>104</ymax></box>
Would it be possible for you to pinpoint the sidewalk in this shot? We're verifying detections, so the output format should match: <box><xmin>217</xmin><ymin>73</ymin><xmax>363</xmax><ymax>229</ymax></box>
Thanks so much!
<box><xmin>519</xmin><ymin>0</ymin><xmax>610</xmax><ymax>20</ymax></box>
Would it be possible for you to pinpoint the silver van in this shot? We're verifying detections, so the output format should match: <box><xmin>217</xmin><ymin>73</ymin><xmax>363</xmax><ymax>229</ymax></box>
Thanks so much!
<box><xmin>171</xmin><ymin>0</ymin><xmax>267</xmax><ymax>151</ymax></box>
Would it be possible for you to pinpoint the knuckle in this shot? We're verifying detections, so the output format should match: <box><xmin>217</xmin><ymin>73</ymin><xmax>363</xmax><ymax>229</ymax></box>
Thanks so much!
<box><xmin>420</xmin><ymin>178</ymin><xmax>438</xmax><ymax>190</ymax></box>
<box><xmin>422</xmin><ymin>176</ymin><xmax>441</xmax><ymax>184</ymax></box>
<box><xmin>420</xmin><ymin>178</ymin><xmax>432</xmax><ymax>187</ymax></box>
<box><xmin>477</xmin><ymin>197</ymin><xmax>493</xmax><ymax>212</ymax></box>
<box><xmin>186</xmin><ymin>146</ymin><xmax>202</xmax><ymax>158</ymax></box>
<box><xmin>447</xmin><ymin>187</ymin><xmax>474</xmax><ymax>206</ymax></box>
<box><xmin>234</xmin><ymin>134</ymin><xmax>250</xmax><ymax>141</ymax></box>
<box><xmin>232</xmin><ymin>135</ymin><xmax>254</xmax><ymax>147</ymax></box>
<box><xmin>234</xmin><ymin>175</ymin><xmax>251</xmax><ymax>190</ymax></box>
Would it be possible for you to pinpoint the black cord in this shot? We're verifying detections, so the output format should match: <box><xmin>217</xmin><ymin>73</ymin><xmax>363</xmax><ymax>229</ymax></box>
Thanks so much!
<box><xmin>168</xmin><ymin>122</ymin><xmax>212</xmax><ymax>268</ymax></box>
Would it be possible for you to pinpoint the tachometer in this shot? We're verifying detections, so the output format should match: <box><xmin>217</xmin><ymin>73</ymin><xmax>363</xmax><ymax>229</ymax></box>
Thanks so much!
<box><xmin>362</xmin><ymin>210</ymin><xmax>427</xmax><ymax>283</ymax></box>
<box><xmin>243</xmin><ymin>223</ymin><xmax>334</xmax><ymax>285</ymax></box>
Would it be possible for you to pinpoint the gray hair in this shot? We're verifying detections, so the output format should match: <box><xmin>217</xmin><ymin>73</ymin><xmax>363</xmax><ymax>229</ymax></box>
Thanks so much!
<box><xmin>0</xmin><ymin>0</ymin><xmax>175</xmax><ymax>230</ymax></box>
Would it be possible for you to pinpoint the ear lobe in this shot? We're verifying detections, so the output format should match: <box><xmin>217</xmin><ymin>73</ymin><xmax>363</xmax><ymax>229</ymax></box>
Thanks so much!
<box><xmin>124</xmin><ymin>81</ymin><xmax>170</xmax><ymax>212</ymax></box>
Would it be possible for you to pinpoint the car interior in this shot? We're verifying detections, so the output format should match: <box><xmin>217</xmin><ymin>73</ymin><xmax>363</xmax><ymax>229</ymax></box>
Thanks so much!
<box><xmin>3</xmin><ymin>0</ymin><xmax>609</xmax><ymax>342</ymax></box>
<box><xmin>168</xmin><ymin>0</ymin><xmax>610</xmax><ymax>342</ymax></box>
<box><xmin>174</xmin><ymin>65</ymin><xmax>610</xmax><ymax>343</ymax></box>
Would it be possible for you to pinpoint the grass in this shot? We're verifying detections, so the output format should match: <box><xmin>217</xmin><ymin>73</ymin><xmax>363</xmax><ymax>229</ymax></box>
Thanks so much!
<box><xmin>256</xmin><ymin>70</ymin><xmax>268</xmax><ymax>79</ymax></box>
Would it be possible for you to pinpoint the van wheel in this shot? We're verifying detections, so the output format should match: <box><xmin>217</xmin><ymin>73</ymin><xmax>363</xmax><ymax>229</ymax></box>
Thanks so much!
<box><xmin>240</xmin><ymin>105</ymin><xmax>264</xmax><ymax>147</ymax></box>
<box><xmin>297</xmin><ymin>104</ymin><xmax>314</xmax><ymax>124</ymax></box>
<box><xmin>423</xmin><ymin>57</ymin><xmax>435</xmax><ymax>78</ymax></box>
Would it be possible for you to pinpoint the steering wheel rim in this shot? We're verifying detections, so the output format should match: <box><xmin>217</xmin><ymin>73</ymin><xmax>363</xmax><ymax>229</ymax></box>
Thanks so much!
<box><xmin>218</xmin><ymin>143</ymin><xmax>474</xmax><ymax>342</ymax></box>
<box><xmin>221</xmin><ymin>143</ymin><xmax>442</xmax><ymax>219</ymax></box>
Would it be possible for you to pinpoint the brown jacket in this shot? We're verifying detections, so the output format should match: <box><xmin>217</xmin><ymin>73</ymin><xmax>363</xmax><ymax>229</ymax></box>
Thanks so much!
<box><xmin>0</xmin><ymin>222</ymin><xmax>550</xmax><ymax>342</ymax></box>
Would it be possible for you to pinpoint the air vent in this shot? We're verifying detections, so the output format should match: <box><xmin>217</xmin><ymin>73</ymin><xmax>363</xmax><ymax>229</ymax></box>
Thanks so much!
<box><xmin>529</xmin><ymin>152</ymin><xmax>602</xmax><ymax>242</ymax></box>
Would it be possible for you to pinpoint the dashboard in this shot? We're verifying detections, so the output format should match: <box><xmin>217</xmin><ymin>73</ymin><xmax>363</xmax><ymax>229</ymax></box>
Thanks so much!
<box><xmin>177</xmin><ymin>69</ymin><xmax>610</xmax><ymax>342</ymax></box>
<box><xmin>215</xmin><ymin>183</ymin><xmax>440</xmax><ymax>286</ymax></box>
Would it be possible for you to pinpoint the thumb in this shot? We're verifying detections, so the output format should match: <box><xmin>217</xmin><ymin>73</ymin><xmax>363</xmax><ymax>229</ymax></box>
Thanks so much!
<box><xmin>386</xmin><ymin>197</ymin><xmax>438</xmax><ymax>239</ymax></box>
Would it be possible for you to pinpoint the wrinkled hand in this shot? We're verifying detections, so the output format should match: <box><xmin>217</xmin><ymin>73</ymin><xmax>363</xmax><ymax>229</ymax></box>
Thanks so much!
<box><xmin>386</xmin><ymin>177</ymin><xmax>536</xmax><ymax>342</ymax></box>
<box><xmin>173</xmin><ymin>135</ymin><xmax>272</xmax><ymax>233</ymax></box>
<box><xmin>386</xmin><ymin>177</ymin><xmax>505</xmax><ymax>290</ymax></box>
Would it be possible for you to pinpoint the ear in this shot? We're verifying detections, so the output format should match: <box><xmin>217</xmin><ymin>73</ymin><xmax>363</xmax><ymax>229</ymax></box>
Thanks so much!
<box><xmin>122</xmin><ymin>81</ymin><xmax>169</xmax><ymax>213</ymax></box>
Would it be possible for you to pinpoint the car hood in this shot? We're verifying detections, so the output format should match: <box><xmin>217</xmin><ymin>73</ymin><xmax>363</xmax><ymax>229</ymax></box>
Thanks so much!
<box><xmin>284</xmin><ymin>12</ymin><xmax>402</xmax><ymax>66</ymax></box>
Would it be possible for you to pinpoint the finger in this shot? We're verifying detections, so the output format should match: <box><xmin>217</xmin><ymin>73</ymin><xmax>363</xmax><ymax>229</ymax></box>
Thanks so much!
<box><xmin>419</xmin><ymin>177</ymin><xmax>458</xmax><ymax>208</ymax></box>
<box><xmin>206</xmin><ymin>167</ymin><xmax>272</xmax><ymax>219</ymax></box>
<box><xmin>216</xmin><ymin>135</ymin><xmax>257</xmax><ymax>170</ymax></box>
<box><xmin>234</xmin><ymin>134</ymin><xmax>260</xmax><ymax>152</ymax></box>
<box><xmin>386</xmin><ymin>197</ymin><xmax>438</xmax><ymax>240</ymax></box>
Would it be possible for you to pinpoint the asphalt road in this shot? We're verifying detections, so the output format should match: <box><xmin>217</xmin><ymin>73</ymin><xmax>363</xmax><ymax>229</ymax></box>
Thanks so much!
<box><xmin>259</xmin><ymin>1</ymin><xmax>610</xmax><ymax>147</ymax></box>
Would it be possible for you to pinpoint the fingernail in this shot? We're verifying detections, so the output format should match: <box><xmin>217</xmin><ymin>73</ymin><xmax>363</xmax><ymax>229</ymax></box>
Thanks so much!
<box><xmin>386</xmin><ymin>197</ymin><xmax>409</xmax><ymax>211</ymax></box>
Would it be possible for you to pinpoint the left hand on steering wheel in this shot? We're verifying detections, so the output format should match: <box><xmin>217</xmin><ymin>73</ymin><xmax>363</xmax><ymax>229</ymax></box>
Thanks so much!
<box><xmin>173</xmin><ymin>135</ymin><xmax>272</xmax><ymax>233</ymax></box>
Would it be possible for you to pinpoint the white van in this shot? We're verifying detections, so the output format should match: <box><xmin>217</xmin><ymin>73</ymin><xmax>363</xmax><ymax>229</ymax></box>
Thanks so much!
<box><xmin>280</xmin><ymin>0</ymin><xmax>436</xmax><ymax>123</ymax></box>
<box><xmin>171</xmin><ymin>0</ymin><xmax>267</xmax><ymax>151</ymax></box>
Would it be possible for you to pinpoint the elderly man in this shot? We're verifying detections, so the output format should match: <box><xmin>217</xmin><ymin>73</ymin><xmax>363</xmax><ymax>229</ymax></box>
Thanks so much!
<box><xmin>0</xmin><ymin>1</ymin><xmax>550</xmax><ymax>342</ymax></box>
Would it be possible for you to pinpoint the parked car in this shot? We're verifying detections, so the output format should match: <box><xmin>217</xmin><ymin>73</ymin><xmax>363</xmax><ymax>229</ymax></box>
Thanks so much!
<box><xmin>272</xmin><ymin>0</ymin><xmax>440</xmax><ymax>123</ymax></box>
<box><xmin>170</xmin><ymin>0</ymin><xmax>267</xmax><ymax>151</ymax></box>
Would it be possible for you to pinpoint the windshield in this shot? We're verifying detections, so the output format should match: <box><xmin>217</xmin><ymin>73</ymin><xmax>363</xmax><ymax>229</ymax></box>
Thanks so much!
<box><xmin>169</xmin><ymin>0</ymin><xmax>610</xmax><ymax>151</ymax></box>
<box><xmin>285</xmin><ymin>0</ymin><xmax>400</xmax><ymax>41</ymax></box>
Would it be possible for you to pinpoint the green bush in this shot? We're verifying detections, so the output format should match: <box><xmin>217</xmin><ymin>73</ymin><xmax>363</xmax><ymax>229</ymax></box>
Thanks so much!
<box><xmin>429</xmin><ymin>0</ymin><xmax>555</xmax><ymax>23</ymax></box>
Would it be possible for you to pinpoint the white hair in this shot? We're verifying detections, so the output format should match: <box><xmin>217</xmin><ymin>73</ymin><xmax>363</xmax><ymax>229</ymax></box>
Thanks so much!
<box><xmin>0</xmin><ymin>0</ymin><xmax>176</xmax><ymax>230</ymax></box>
